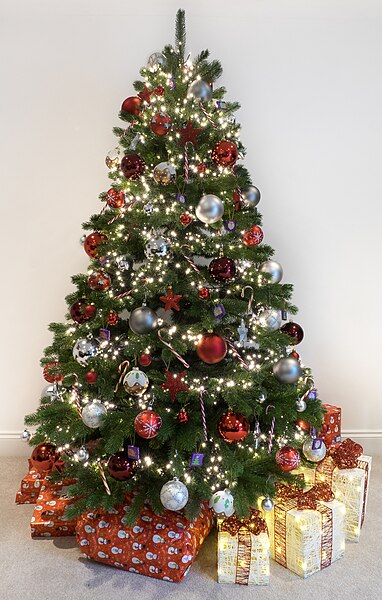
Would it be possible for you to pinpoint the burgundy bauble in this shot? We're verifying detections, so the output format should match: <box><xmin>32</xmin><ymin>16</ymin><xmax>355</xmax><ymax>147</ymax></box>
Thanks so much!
<box><xmin>177</xmin><ymin>408</ymin><xmax>189</xmax><ymax>424</ymax></box>
<box><xmin>138</xmin><ymin>353</ymin><xmax>152</xmax><ymax>367</ymax></box>
<box><xmin>70</xmin><ymin>299</ymin><xmax>96</xmax><ymax>324</ymax></box>
<box><xmin>180</xmin><ymin>213</ymin><xmax>193</xmax><ymax>226</ymax></box>
<box><xmin>280</xmin><ymin>322</ymin><xmax>304</xmax><ymax>345</ymax></box>
<box><xmin>107</xmin><ymin>451</ymin><xmax>137</xmax><ymax>481</ymax></box>
<box><xmin>85</xmin><ymin>370</ymin><xmax>98</xmax><ymax>384</ymax></box>
<box><xmin>275</xmin><ymin>446</ymin><xmax>300</xmax><ymax>471</ymax></box>
<box><xmin>84</xmin><ymin>232</ymin><xmax>108</xmax><ymax>258</ymax></box>
<box><xmin>120</xmin><ymin>153</ymin><xmax>145</xmax><ymax>180</ymax></box>
<box><xmin>134</xmin><ymin>409</ymin><xmax>162</xmax><ymax>439</ymax></box>
<box><xmin>121</xmin><ymin>96</ymin><xmax>142</xmax><ymax>115</ymax></box>
<box><xmin>150</xmin><ymin>112</ymin><xmax>172</xmax><ymax>136</ymax></box>
<box><xmin>218</xmin><ymin>411</ymin><xmax>250</xmax><ymax>443</ymax></box>
<box><xmin>107</xmin><ymin>311</ymin><xmax>119</xmax><ymax>326</ymax></box>
<box><xmin>30</xmin><ymin>443</ymin><xmax>59</xmax><ymax>473</ymax></box>
<box><xmin>106</xmin><ymin>188</ymin><xmax>125</xmax><ymax>209</ymax></box>
<box><xmin>196</xmin><ymin>333</ymin><xmax>227</xmax><ymax>364</ymax></box>
<box><xmin>209</xmin><ymin>257</ymin><xmax>236</xmax><ymax>282</ymax></box>
<box><xmin>198</xmin><ymin>287</ymin><xmax>210</xmax><ymax>300</ymax></box>
<box><xmin>43</xmin><ymin>361</ymin><xmax>63</xmax><ymax>384</ymax></box>
<box><xmin>243</xmin><ymin>225</ymin><xmax>264</xmax><ymax>247</ymax></box>
<box><xmin>88</xmin><ymin>271</ymin><xmax>111</xmax><ymax>291</ymax></box>
<box><xmin>211</xmin><ymin>140</ymin><xmax>238</xmax><ymax>167</ymax></box>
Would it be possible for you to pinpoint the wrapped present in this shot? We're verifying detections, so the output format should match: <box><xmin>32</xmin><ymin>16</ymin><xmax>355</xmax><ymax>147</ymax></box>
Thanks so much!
<box><xmin>319</xmin><ymin>404</ymin><xmax>341</xmax><ymax>447</ymax></box>
<box><xmin>315</xmin><ymin>438</ymin><xmax>372</xmax><ymax>542</ymax></box>
<box><xmin>76</xmin><ymin>497</ymin><xmax>213</xmax><ymax>582</ymax></box>
<box><xmin>263</xmin><ymin>483</ymin><xmax>345</xmax><ymax>578</ymax></box>
<box><xmin>15</xmin><ymin>459</ymin><xmax>48</xmax><ymax>504</ymax></box>
<box><xmin>217</xmin><ymin>510</ymin><xmax>270</xmax><ymax>585</ymax></box>
<box><xmin>31</xmin><ymin>484</ymin><xmax>77</xmax><ymax>538</ymax></box>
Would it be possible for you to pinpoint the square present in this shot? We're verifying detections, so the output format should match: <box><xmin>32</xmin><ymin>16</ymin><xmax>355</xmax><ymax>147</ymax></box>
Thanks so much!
<box><xmin>76</xmin><ymin>497</ymin><xmax>213</xmax><ymax>583</ymax></box>
<box><xmin>217</xmin><ymin>511</ymin><xmax>270</xmax><ymax>585</ymax></box>
<box><xmin>319</xmin><ymin>404</ymin><xmax>341</xmax><ymax>447</ymax></box>
<box><xmin>31</xmin><ymin>485</ymin><xmax>77</xmax><ymax>538</ymax></box>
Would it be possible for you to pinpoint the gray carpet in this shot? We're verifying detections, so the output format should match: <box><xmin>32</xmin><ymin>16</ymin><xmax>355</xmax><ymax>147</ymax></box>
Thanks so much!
<box><xmin>2</xmin><ymin>457</ymin><xmax>382</xmax><ymax>600</ymax></box>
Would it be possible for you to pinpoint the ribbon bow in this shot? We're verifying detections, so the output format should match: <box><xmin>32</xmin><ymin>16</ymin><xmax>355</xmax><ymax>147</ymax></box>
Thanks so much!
<box><xmin>329</xmin><ymin>438</ymin><xmax>363</xmax><ymax>470</ymax></box>
<box><xmin>220</xmin><ymin>509</ymin><xmax>268</xmax><ymax>537</ymax></box>
<box><xmin>276</xmin><ymin>482</ymin><xmax>334</xmax><ymax>510</ymax></box>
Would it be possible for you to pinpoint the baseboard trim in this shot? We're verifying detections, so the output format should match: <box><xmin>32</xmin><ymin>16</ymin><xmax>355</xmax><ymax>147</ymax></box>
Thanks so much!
<box><xmin>342</xmin><ymin>429</ymin><xmax>382</xmax><ymax>439</ymax></box>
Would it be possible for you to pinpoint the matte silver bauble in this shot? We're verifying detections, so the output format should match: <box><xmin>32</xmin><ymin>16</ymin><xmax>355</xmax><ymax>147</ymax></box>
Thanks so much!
<box><xmin>302</xmin><ymin>437</ymin><xmax>327</xmax><ymax>462</ymax></box>
<box><xmin>296</xmin><ymin>398</ymin><xmax>307</xmax><ymax>412</ymax></box>
<box><xmin>123</xmin><ymin>367</ymin><xmax>149</xmax><ymax>396</ymax></box>
<box><xmin>81</xmin><ymin>400</ymin><xmax>107</xmax><ymax>429</ymax></box>
<box><xmin>144</xmin><ymin>235</ymin><xmax>171</xmax><ymax>259</ymax></box>
<box><xmin>160</xmin><ymin>477</ymin><xmax>189</xmax><ymax>511</ymax></box>
<box><xmin>261</xmin><ymin>496</ymin><xmax>274</xmax><ymax>512</ymax></box>
<box><xmin>188</xmin><ymin>80</ymin><xmax>213</xmax><ymax>102</ymax></box>
<box><xmin>20</xmin><ymin>429</ymin><xmax>32</xmax><ymax>442</ymax></box>
<box><xmin>195</xmin><ymin>194</ymin><xmax>224</xmax><ymax>224</ymax></box>
<box><xmin>129</xmin><ymin>306</ymin><xmax>158</xmax><ymax>335</ymax></box>
<box><xmin>259</xmin><ymin>260</ymin><xmax>283</xmax><ymax>284</ymax></box>
<box><xmin>209</xmin><ymin>488</ymin><xmax>234</xmax><ymax>517</ymax></box>
<box><xmin>72</xmin><ymin>338</ymin><xmax>100</xmax><ymax>365</ymax></box>
<box><xmin>258</xmin><ymin>308</ymin><xmax>282</xmax><ymax>332</ymax></box>
<box><xmin>76</xmin><ymin>446</ymin><xmax>90</xmax><ymax>462</ymax></box>
<box><xmin>242</xmin><ymin>186</ymin><xmax>261</xmax><ymax>208</ymax></box>
<box><xmin>147</xmin><ymin>52</ymin><xmax>165</xmax><ymax>71</ymax></box>
<box><xmin>273</xmin><ymin>357</ymin><xmax>302</xmax><ymax>384</ymax></box>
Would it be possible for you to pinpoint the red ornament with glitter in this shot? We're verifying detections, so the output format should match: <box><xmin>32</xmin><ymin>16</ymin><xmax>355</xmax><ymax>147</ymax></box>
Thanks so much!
<box><xmin>106</xmin><ymin>188</ymin><xmax>125</xmax><ymax>209</ymax></box>
<box><xmin>198</xmin><ymin>287</ymin><xmax>210</xmax><ymax>300</ymax></box>
<box><xmin>180</xmin><ymin>213</ymin><xmax>193</xmax><ymax>226</ymax></box>
<box><xmin>275</xmin><ymin>446</ymin><xmax>300</xmax><ymax>472</ymax></box>
<box><xmin>70</xmin><ymin>299</ymin><xmax>96</xmax><ymax>324</ymax></box>
<box><xmin>218</xmin><ymin>411</ymin><xmax>250</xmax><ymax>443</ymax></box>
<box><xmin>159</xmin><ymin>287</ymin><xmax>182</xmax><ymax>311</ymax></box>
<box><xmin>121</xmin><ymin>96</ymin><xmax>142</xmax><ymax>115</ymax></box>
<box><xmin>280</xmin><ymin>322</ymin><xmax>304</xmax><ymax>345</ymax></box>
<box><xmin>84</xmin><ymin>232</ymin><xmax>108</xmax><ymax>258</ymax></box>
<box><xmin>243</xmin><ymin>225</ymin><xmax>264</xmax><ymax>247</ymax></box>
<box><xmin>120</xmin><ymin>154</ymin><xmax>145</xmax><ymax>180</ymax></box>
<box><xmin>85</xmin><ymin>371</ymin><xmax>98</xmax><ymax>384</ymax></box>
<box><xmin>161</xmin><ymin>370</ymin><xmax>189</xmax><ymax>402</ymax></box>
<box><xmin>211</xmin><ymin>140</ymin><xmax>238</xmax><ymax>167</ymax></box>
<box><xmin>209</xmin><ymin>257</ymin><xmax>236</xmax><ymax>282</ymax></box>
<box><xmin>195</xmin><ymin>163</ymin><xmax>206</xmax><ymax>174</ymax></box>
<box><xmin>177</xmin><ymin>408</ymin><xmax>189</xmax><ymax>424</ymax></box>
<box><xmin>134</xmin><ymin>410</ymin><xmax>162</xmax><ymax>439</ymax></box>
<box><xmin>138</xmin><ymin>353</ymin><xmax>152</xmax><ymax>367</ymax></box>
<box><xmin>88</xmin><ymin>271</ymin><xmax>111</xmax><ymax>291</ymax></box>
<box><xmin>107</xmin><ymin>311</ymin><xmax>119</xmax><ymax>326</ymax></box>
<box><xmin>196</xmin><ymin>333</ymin><xmax>227</xmax><ymax>364</ymax></box>
<box><xmin>153</xmin><ymin>85</ymin><xmax>165</xmax><ymax>96</ymax></box>
<box><xmin>150</xmin><ymin>112</ymin><xmax>172</xmax><ymax>136</ymax></box>
<box><xmin>43</xmin><ymin>362</ymin><xmax>63</xmax><ymax>384</ymax></box>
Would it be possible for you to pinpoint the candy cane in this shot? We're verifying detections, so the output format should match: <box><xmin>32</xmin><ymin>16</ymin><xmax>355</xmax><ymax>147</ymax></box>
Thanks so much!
<box><xmin>184</xmin><ymin>142</ymin><xmax>190</xmax><ymax>183</ymax></box>
<box><xmin>241</xmin><ymin>286</ymin><xmax>254</xmax><ymax>315</ymax></box>
<box><xmin>98</xmin><ymin>463</ymin><xmax>111</xmax><ymax>496</ymax></box>
<box><xmin>182</xmin><ymin>254</ymin><xmax>200</xmax><ymax>273</ymax></box>
<box><xmin>158</xmin><ymin>329</ymin><xmax>190</xmax><ymax>368</ymax></box>
<box><xmin>225</xmin><ymin>338</ymin><xmax>249</xmax><ymax>370</ymax></box>
<box><xmin>114</xmin><ymin>360</ymin><xmax>130</xmax><ymax>394</ymax></box>
<box><xmin>268</xmin><ymin>416</ymin><xmax>276</xmax><ymax>454</ymax></box>
<box><xmin>199</xmin><ymin>388</ymin><xmax>208</xmax><ymax>442</ymax></box>
<box><xmin>113</xmin><ymin>289</ymin><xmax>133</xmax><ymax>300</ymax></box>
<box><xmin>199</xmin><ymin>102</ymin><xmax>218</xmax><ymax>128</ymax></box>
<box><xmin>299</xmin><ymin>377</ymin><xmax>316</xmax><ymax>404</ymax></box>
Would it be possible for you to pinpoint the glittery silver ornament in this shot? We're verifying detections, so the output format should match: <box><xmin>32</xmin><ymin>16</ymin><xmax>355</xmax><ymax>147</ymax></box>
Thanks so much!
<box><xmin>72</xmin><ymin>337</ymin><xmax>100</xmax><ymax>365</ymax></box>
<box><xmin>302</xmin><ymin>437</ymin><xmax>327</xmax><ymax>462</ymax></box>
<box><xmin>273</xmin><ymin>357</ymin><xmax>302</xmax><ymax>384</ymax></box>
<box><xmin>81</xmin><ymin>399</ymin><xmax>107</xmax><ymax>429</ymax></box>
<box><xmin>76</xmin><ymin>446</ymin><xmax>90</xmax><ymax>462</ymax></box>
<box><xmin>20</xmin><ymin>429</ymin><xmax>32</xmax><ymax>442</ymax></box>
<box><xmin>144</xmin><ymin>235</ymin><xmax>171</xmax><ymax>259</ymax></box>
<box><xmin>258</xmin><ymin>389</ymin><xmax>267</xmax><ymax>404</ymax></box>
<box><xmin>259</xmin><ymin>260</ymin><xmax>283</xmax><ymax>284</ymax></box>
<box><xmin>123</xmin><ymin>367</ymin><xmax>149</xmax><ymax>396</ymax></box>
<box><xmin>242</xmin><ymin>186</ymin><xmax>261</xmax><ymax>208</ymax></box>
<box><xmin>296</xmin><ymin>398</ymin><xmax>307</xmax><ymax>412</ymax></box>
<box><xmin>41</xmin><ymin>384</ymin><xmax>60</xmax><ymax>400</ymax></box>
<box><xmin>116</xmin><ymin>256</ymin><xmax>133</xmax><ymax>272</ymax></box>
<box><xmin>160</xmin><ymin>477</ymin><xmax>189</xmax><ymax>511</ymax></box>
<box><xmin>261</xmin><ymin>496</ymin><xmax>274</xmax><ymax>512</ymax></box>
<box><xmin>258</xmin><ymin>308</ymin><xmax>282</xmax><ymax>332</ymax></box>
<box><xmin>237</xmin><ymin>319</ymin><xmax>248</xmax><ymax>344</ymax></box>
<box><xmin>147</xmin><ymin>52</ymin><xmax>165</xmax><ymax>71</ymax></box>
<box><xmin>129</xmin><ymin>305</ymin><xmax>158</xmax><ymax>335</ymax></box>
<box><xmin>153</xmin><ymin>162</ymin><xmax>176</xmax><ymax>185</ymax></box>
<box><xmin>188</xmin><ymin>80</ymin><xmax>213</xmax><ymax>102</ymax></box>
<box><xmin>209</xmin><ymin>488</ymin><xmax>234</xmax><ymax>517</ymax></box>
<box><xmin>143</xmin><ymin>203</ymin><xmax>154</xmax><ymax>215</ymax></box>
<box><xmin>195</xmin><ymin>194</ymin><xmax>224</xmax><ymax>224</ymax></box>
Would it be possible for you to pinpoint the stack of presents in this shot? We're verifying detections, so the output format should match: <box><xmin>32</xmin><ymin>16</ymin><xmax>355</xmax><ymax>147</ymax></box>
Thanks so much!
<box><xmin>16</xmin><ymin>404</ymin><xmax>372</xmax><ymax>584</ymax></box>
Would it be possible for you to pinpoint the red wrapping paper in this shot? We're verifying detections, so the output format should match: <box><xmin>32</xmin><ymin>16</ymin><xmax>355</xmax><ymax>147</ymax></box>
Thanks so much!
<box><xmin>31</xmin><ymin>484</ymin><xmax>77</xmax><ymax>538</ymax></box>
<box><xmin>15</xmin><ymin>461</ymin><xmax>45</xmax><ymax>504</ymax></box>
<box><xmin>319</xmin><ymin>404</ymin><xmax>341</xmax><ymax>447</ymax></box>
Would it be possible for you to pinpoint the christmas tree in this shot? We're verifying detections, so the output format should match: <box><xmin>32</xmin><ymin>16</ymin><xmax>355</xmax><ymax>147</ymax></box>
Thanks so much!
<box><xmin>25</xmin><ymin>10</ymin><xmax>324</xmax><ymax>523</ymax></box>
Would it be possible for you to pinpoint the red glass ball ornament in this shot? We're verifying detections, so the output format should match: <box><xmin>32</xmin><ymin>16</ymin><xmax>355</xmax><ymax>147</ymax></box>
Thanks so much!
<box><xmin>121</xmin><ymin>96</ymin><xmax>141</xmax><ymax>115</ymax></box>
<box><xmin>209</xmin><ymin>257</ymin><xmax>236</xmax><ymax>282</ymax></box>
<box><xmin>195</xmin><ymin>163</ymin><xmax>206</xmax><ymax>174</ymax></box>
<box><xmin>196</xmin><ymin>333</ymin><xmax>227</xmax><ymax>364</ymax></box>
<box><xmin>218</xmin><ymin>411</ymin><xmax>250</xmax><ymax>443</ymax></box>
<box><xmin>150</xmin><ymin>112</ymin><xmax>172</xmax><ymax>136</ymax></box>
<box><xmin>243</xmin><ymin>225</ymin><xmax>264</xmax><ymax>247</ymax></box>
<box><xmin>134</xmin><ymin>409</ymin><xmax>162</xmax><ymax>439</ymax></box>
<box><xmin>106</xmin><ymin>188</ymin><xmax>125</xmax><ymax>209</ymax></box>
<box><xmin>120</xmin><ymin>153</ymin><xmax>146</xmax><ymax>180</ymax></box>
<box><xmin>275</xmin><ymin>446</ymin><xmax>300</xmax><ymax>471</ymax></box>
<box><xmin>107</xmin><ymin>311</ymin><xmax>119</xmax><ymax>326</ymax></box>
<box><xmin>70</xmin><ymin>299</ymin><xmax>96</xmax><ymax>324</ymax></box>
<box><xmin>138</xmin><ymin>353</ymin><xmax>152</xmax><ymax>367</ymax></box>
<box><xmin>88</xmin><ymin>271</ymin><xmax>111</xmax><ymax>291</ymax></box>
<box><xmin>107</xmin><ymin>451</ymin><xmax>137</xmax><ymax>481</ymax></box>
<box><xmin>211</xmin><ymin>140</ymin><xmax>238</xmax><ymax>167</ymax></box>
<box><xmin>290</xmin><ymin>350</ymin><xmax>300</xmax><ymax>360</ymax></box>
<box><xmin>84</xmin><ymin>232</ymin><xmax>108</xmax><ymax>258</ymax></box>
<box><xmin>153</xmin><ymin>85</ymin><xmax>165</xmax><ymax>96</ymax></box>
<box><xmin>177</xmin><ymin>408</ymin><xmax>189</xmax><ymax>424</ymax></box>
<box><xmin>85</xmin><ymin>370</ymin><xmax>98</xmax><ymax>384</ymax></box>
<box><xmin>31</xmin><ymin>442</ymin><xmax>59</xmax><ymax>473</ymax></box>
<box><xmin>198</xmin><ymin>287</ymin><xmax>210</xmax><ymax>300</ymax></box>
<box><xmin>180</xmin><ymin>213</ymin><xmax>193</xmax><ymax>226</ymax></box>
<box><xmin>296</xmin><ymin>418</ymin><xmax>310</xmax><ymax>431</ymax></box>
<box><xmin>280</xmin><ymin>322</ymin><xmax>304</xmax><ymax>345</ymax></box>
<box><xmin>43</xmin><ymin>362</ymin><xmax>63</xmax><ymax>384</ymax></box>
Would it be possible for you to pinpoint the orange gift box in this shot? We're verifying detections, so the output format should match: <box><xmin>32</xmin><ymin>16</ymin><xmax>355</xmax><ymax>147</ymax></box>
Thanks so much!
<box><xmin>76</xmin><ymin>497</ymin><xmax>213</xmax><ymax>582</ymax></box>
<box><xmin>319</xmin><ymin>404</ymin><xmax>341</xmax><ymax>447</ymax></box>
<box><xmin>15</xmin><ymin>460</ymin><xmax>48</xmax><ymax>504</ymax></box>
<box><xmin>30</xmin><ymin>484</ymin><xmax>77</xmax><ymax>538</ymax></box>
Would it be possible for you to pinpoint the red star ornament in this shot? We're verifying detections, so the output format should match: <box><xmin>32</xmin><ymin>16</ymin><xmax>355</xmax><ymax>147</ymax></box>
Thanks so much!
<box><xmin>176</xmin><ymin>121</ymin><xmax>203</xmax><ymax>146</ymax></box>
<box><xmin>161</xmin><ymin>370</ymin><xmax>189</xmax><ymax>402</ymax></box>
<box><xmin>159</xmin><ymin>287</ymin><xmax>183</xmax><ymax>311</ymax></box>
<box><xmin>138</xmin><ymin>86</ymin><xmax>152</xmax><ymax>104</ymax></box>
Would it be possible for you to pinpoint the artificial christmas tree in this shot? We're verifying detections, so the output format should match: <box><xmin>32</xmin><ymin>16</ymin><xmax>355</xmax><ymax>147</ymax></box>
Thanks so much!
<box><xmin>23</xmin><ymin>9</ymin><xmax>327</xmax><ymax>577</ymax></box>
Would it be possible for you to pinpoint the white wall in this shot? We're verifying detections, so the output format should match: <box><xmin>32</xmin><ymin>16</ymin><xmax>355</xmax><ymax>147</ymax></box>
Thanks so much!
<box><xmin>1</xmin><ymin>0</ymin><xmax>381</xmax><ymax>456</ymax></box>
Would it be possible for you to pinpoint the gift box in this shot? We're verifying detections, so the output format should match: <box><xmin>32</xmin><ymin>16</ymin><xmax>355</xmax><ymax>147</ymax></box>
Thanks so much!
<box><xmin>315</xmin><ymin>438</ymin><xmax>372</xmax><ymax>542</ymax></box>
<box><xmin>31</xmin><ymin>484</ymin><xmax>77</xmax><ymax>538</ymax></box>
<box><xmin>217</xmin><ymin>510</ymin><xmax>270</xmax><ymax>585</ymax></box>
<box><xmin>76</xmin><ymin>497</ymin><xmax>213</xmax><ymax>582</ymax></box>
<box><xmin>319</xmin><ymin>404</ymin><xmax>341</xmax><ymax>447</ymax></box>
<box><xmin>263</xmin><ymin>483</ymin><xmax>346</xmax><ymax>578</ymax></box>
<box><xmin>15</xmin><ymin>460</ymin><xmax>48</xmax><ymax>504</ymax></box>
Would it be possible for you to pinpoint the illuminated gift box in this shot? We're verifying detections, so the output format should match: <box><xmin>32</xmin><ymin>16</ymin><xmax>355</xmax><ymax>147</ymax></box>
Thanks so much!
<box><xmin>319</xmin><ymin>404</ymin><xmax>341</xmax><ymax>447</ymax></box>
<box><xmin>31</xmin><ymin>484</ymin><xmax>77</xmax><ymax>538</ymax></box>
<box><xmin>263</xmin><ymin>483</ymin><xmax>345</xmax><ymax>578</ymax></box>
<box><xmin>217</xmin><ymin>510</ymin><xmax>270</xmax><ymax>585</ymax></box>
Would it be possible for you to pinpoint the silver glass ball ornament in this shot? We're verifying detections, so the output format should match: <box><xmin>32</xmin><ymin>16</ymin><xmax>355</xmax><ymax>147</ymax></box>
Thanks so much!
<box><xmin>76</xmin><ymin>446</ymin><xmax>90</xmax><ymax>462</ymax></box>
<box><xmin>188</xmin><ymin>80</ymin><xmax>213</xmax><ymax>102</ymax></box>
<box><xmin>41</xmin><ymin>384</ymin><xmax>60</xmax><ymax>400</ymax></box>
<box><xmin>243</xmin><ymin>186</ymin><xmax>261</xmax><ymax>208</ymax></box>
<box><xmin>79</xmin><ymin>234</ymin><xmax>87</xmax><ymax>245</ymax></box>
<box><xmin>72</xmin><ymin>337</ymin><xmax>100</xmax><ymax>365</ymax></box>
<box><xmin>116</xmin><ymin>256</ymin><xmax>133</xmax><ymax>272</ymax></box>
<box><xmin>273</xmin><ymin>357</ymin><xmax>302</xmax><ymax>384</ymax></box>
<box><xmin>81</xmin><ymin>399</ymin><xmax>107</xmax><ymax>429</ymax></box>
<box><xmin>258</xmin><ymin>308</ymin><xmax>282</xmax><ymax>332</ymax></box>
<box><xmin>144</xmin><ymin>235</ymin><xmax>171</xmax><ymax>259</ymax></box>
<box><xmin>129</xmin><ymin>305</ymin><xmax>158</xmax><ymax>335</ymax></box>
<box><xmin>261</xmin><ymin>496</ymin><xmax>274</xmax><ymax>512</ymax></box>
<box><xmin>195</xmin><ymin>194</ymin><xmax>224</xmax><ymax>224</ymax></box>
<box><xmin>20</xmin><ymin>429</ymin><xmax>32</xmax><ymax>442</ymax></box>
<box><xmin>160</xmin><ymin>477</ymin><xmax>189</xmax><ymax>511</ymax></box>
<box><xmin>259</xmin><ymin>260</ymin><xmax>283</xmax><ymax>285</ymax></box>
<box><xmin>296</xmin><ymin>398</ymin><xmax>307</xmax><ymax>412</ymax></box>
<box><xmin>147</xmin><ymin>52</ymin><xmax>165</xmax><ymax>71</ymax></box>
<box><xmin>302</xmin><ymin>437</ymin><xmax>327</xmax><ymax>462</ymax></box>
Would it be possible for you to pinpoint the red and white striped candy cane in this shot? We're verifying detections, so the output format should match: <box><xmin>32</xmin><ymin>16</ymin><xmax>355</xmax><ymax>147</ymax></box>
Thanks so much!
<box><xmin>268</xmin><ymin>416</ymin><xmax>276</xmax><ymax>454</ymax></box>
<box><xmin>299</xmin><ymin>377</ymin><xmax>315</xmax><ymax>404</ymax></box>
<box><xmin>114</xmin><ymin>360</ymin><xmax>130</xmax><ymax>394</ymax></box>
<box><xmin>225</xmin><ymin>338</ymin><xmax>249</xmax><ymax>370</ymax></box>
<box><xmin>158</xmin><ymin>329</ymin><xmax>190</xmax><ymax>369</ymax></box>
<box><xmin>113</xmin><ymin>289</ymin><xmax>133</xmax><ymax>300</ymax></box>
<box><xmin>241</xmin><ymin>285</ymin><xmax>254</xmax><ymax>315</ymax></box>
<box><xmin>199</xmin><ymin>102</ymin><xmax>218</xmax><ymax>129</ymax></box>
<box><xmin>184</xmin><ymin>142</ymin><xmax>190</xmax><ymax>183</ymax></box>
<box><xmin>182</xmin><ymin>254</ymin><xmax>200</xmax><ymax>273</ymax></box>
<box><xmin>98</xmin><ymin>462</ymin><xmax>111</xmax><ymax>496</ymax></box>
<box><xmin>200</xmin><ymin>387</ymin><xmax>208</xmax><ymax>442</ymax></box>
